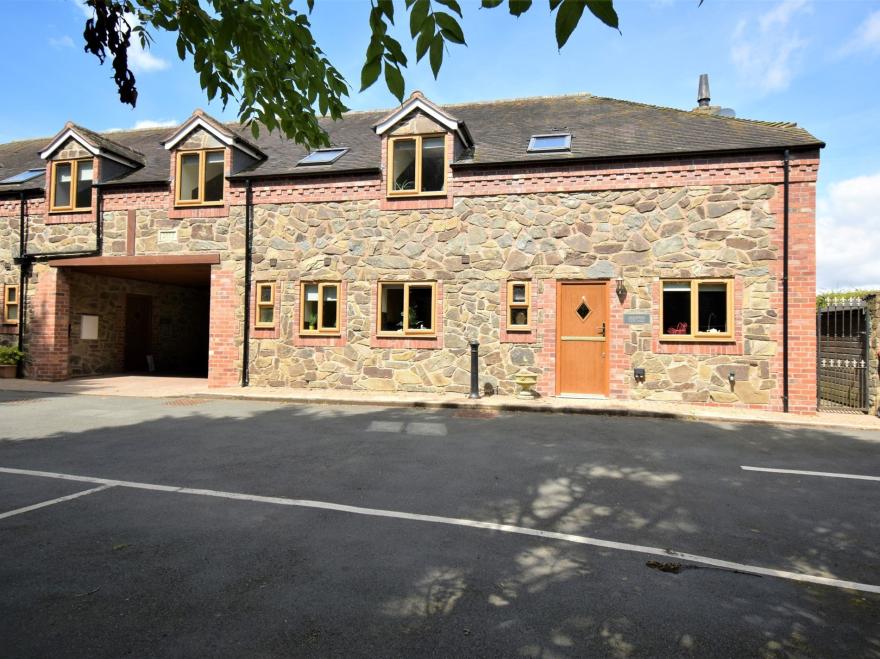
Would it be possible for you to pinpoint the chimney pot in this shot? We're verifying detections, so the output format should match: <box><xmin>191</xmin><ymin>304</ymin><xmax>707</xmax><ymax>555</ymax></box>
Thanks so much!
<box><xmin>697</xmin><ymin>74</ymin><xmax>711</xmax><ymax>107</ymax></box>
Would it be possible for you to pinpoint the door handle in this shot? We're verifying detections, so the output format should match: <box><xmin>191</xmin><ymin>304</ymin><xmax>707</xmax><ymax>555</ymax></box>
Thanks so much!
<box><xmin>598</xmin><ymin>322</ymin><xmax>605</xmax><ymax>337</ymax></box>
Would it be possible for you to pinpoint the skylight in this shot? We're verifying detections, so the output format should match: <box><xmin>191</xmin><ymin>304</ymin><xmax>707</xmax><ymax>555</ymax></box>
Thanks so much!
<box><xmin>527</xmin><ymin>133</ymin><xmax>572</xmax><ymax>153</ymax></box>
<box><xmin>297</xmin><ymin>148</ymin><xmax>348</xmax><ymax>166</ymax></box>
<box><xmin>0</xmin><ymin>168</ymin><xmax>44</xmax><ymax>184</ymax></box>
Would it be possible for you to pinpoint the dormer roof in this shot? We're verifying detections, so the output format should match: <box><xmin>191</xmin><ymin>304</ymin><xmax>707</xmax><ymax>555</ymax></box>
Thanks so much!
<box><xmin>162</xmin><ymin>109</ymin><xmax>264</xmax><ymax>160</ymax></box>
<box><xmin>39</xmin><ymin>121</ymin><xmax>145</xmax><ymax>168</ymax></box>
<box><xmin>373</xmin><ymin>91</ymin><xmax>473</xmax><ymax>147</ymax></box>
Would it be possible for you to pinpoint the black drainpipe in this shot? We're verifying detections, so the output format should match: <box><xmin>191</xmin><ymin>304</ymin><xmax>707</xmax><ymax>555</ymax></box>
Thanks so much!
<box><xmin>782</xmin><ymin>149</ymin><xmax>790</xmax><ymax>413</ymax></box>
<box><xmin>241</xmin><ymin>179</ymin><xmax>253</xmax><ymax>387</ymax></box>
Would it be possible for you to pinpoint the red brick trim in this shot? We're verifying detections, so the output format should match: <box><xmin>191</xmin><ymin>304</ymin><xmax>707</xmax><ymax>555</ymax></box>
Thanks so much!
<box><xmin>250</xmin><ymin>279</ymin><xmax>280</xmax><ymax>340</ymax></box>
<box><xmin>24</xmin><ymin>268</ymin><xmax>70</xmax><ymax>381</ymax></box>
<box><xmin>535</xmin><ymin>279</ymin><xmax>557</xmax><ymax>396</ymax></box>
<box><xmin>650</xmin><ymin>278</ymin><xmax>745</xmax><ymax>355</ymax></box>
<box><xmin>207</xmin><ymin>269</ymin><xmax>239</xmax><ymax>387</ymax></box>
<box><xmin>369</xmin><ymin>280</ymin><xmax>444</xmax><ymax>349</ymax></box>
<box><xmin>126</xmin><ymin>209</ymin><xmax>136</xmax><ymax>255</ymax></box>
<box><xmin>500</xmin><ymin>278</ymin><xmax>537</xmax><ymax>344</ymax></box>
<box><xmin>292</xmin><ymin>280</ymin><xmax>347</xmax><ymax>348</ymax></box>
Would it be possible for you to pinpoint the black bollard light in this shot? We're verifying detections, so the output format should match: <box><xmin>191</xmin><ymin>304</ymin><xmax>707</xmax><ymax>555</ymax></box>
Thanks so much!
<box><xmin>468</xmin><ymin>339</ymin><xmax>481</xmax><ymax>399</ymax></box>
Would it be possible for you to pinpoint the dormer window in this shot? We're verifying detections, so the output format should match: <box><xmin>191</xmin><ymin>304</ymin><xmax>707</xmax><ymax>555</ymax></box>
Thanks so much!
<box><xmin>50</xmin><ymin>159</ymin><xmax>93</xmax><ymax>212</ymax></box>
<box><xmin>175</xmin><ymin>149</ymin><xmax>224</xmax><ymax>206</ymax></box>
<box><xmin>527</xmin><ymin>133</ymin><xmax>571</xmax><ymax>153</ymax></box>
<box><xmin>387</xmin><ymin>135</ymin><xmax>445</xmax><ymax>196</ymax></box>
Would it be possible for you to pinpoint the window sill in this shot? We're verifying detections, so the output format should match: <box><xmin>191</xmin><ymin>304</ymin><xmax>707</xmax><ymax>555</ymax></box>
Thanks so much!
<box><xmin>659</xmin><ymin>336</ymin><xmax>735</xmax><ymax>343</ymax></box>
<box><xmin>507</xmin><ymin>327</ymin><xmax>532</xmax><ymax>333</ymax></box>
<box><xmin>48</xmin><ymin>208</ymin><xmax>92</xmax><ymax>215</ymax></box>
<box><xmin>173</xmin><ymin>202</ymin><xmax>225</xmax><ymax>209</ymax></box>
<box><xmin>376</xmin><ymin>332</ymin><xmax>437</xmax><ymax>339</ymax></box>
<box><xmin>299</xmin><ymin>331</ymin><xmax>341</xmax><ymax>337</ymax></box>
<box><xmin>255</xmin><ymin>324</ymin><xmax>276</xmax><ymax>330</ymax></box>
<box><xmin>386</xmin><ymin>191</ymin><xmax>447</xmax><ymax>199</ymax></box>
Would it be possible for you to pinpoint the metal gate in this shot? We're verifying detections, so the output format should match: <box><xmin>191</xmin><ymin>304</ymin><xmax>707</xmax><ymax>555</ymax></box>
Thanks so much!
<box><xmin>817</xmin><ymin>298</ymin><xmax>869</xmax><ymax>412</ymax></box>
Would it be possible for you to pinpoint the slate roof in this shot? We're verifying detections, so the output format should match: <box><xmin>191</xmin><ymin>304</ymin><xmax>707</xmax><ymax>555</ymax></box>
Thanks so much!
<box><xmin>0</xmin><ymin>92</ymin><xmax>823</xmax><ymax>194</ymax></box>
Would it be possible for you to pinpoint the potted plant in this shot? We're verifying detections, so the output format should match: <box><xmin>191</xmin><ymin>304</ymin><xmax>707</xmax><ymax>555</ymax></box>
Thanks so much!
<box><xmin>307</xmin><ymin>309</ymin><xmax>318</xmax><ymax>331</ymax></box>
<box><xmin>0</xmin><ymin>345</ymin><xmax>23</xmax><ymax>378</ymax></box>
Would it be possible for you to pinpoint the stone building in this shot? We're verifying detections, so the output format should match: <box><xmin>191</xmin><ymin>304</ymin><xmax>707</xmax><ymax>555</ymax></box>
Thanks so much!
<box><xmin>0</xmin><ymin>86</ymin><xmax>822</xmax><ymax>413</ymax></box>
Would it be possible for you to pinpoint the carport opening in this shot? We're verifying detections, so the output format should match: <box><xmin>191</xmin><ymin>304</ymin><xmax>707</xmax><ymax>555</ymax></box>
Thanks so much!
<box><xmin>62</xmin><ymin>261</ymin><xmax>212</xmax><ymax>378</ymax></box>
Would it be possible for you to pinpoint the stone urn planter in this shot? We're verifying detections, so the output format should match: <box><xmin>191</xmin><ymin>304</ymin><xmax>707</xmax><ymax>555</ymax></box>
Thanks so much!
<box><xmin>0</xmin><ymin>364</ymin><xmax>16</xmax><ymax>379</ymax></box>
<box><xmin>0</xmin><ymin>345</ymin><xmax>24</xmax><ymax>378</ymax></box>
<box><xmin>513</xmin><ymin>370</ymin><xmax>539</xmax><ymax>399</ymax></box>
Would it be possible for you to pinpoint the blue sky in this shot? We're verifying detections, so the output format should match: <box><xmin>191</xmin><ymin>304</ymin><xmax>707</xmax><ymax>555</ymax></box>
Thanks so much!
<box><xmin>2</xmin><ymin>0</ymin><xmax>879</xmax><ymax>290</ymax></box>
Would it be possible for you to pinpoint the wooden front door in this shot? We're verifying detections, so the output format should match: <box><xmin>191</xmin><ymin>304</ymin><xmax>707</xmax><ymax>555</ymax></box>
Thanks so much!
<box><xmin>124</xmin><ymin>294</ymin><xmax>153</xmax><ymax>372</ymax></box>
<box><xmin>557</xmin><ymin>282</ymin><xmax>609</xmax><ymax>396</ymax></box>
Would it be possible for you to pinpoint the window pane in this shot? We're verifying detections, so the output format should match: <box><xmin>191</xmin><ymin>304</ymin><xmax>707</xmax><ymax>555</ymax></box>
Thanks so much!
<box><xmin>258</xmin><ymin>306</ymin><xmax>274</xmax><ymax>324</ymax></box>
<box><xmin>75</xmin><ymin>161</ymin><xmax>93</xmax><ymax>208</ymax></box>
<box><xmin>528</xmin><ymin>134</ymin><xmax>571</xmax><ymax>152</ymax></box>
<box><xmin>380</xmin><ymin>284</ymin><xmax>404</xmax><ymax>332</ymax></box>
<box><xmin>408</xmin><ymin>286</ymin><xmax>433</xmax><ymax>330</ymax></box>
<box><xmin>6</xmin><ymin>287</ymin><xmax>16</xmax><ymax>303</ymax></box>
<box><xmin>663</xmin><ymin>283</ymin><xmax>691</xmax><ymax>335</ymax></box>
<box><xmin>259</xmin><ymin>285</ymin><xmax>272</xmax><ymax>302</ymax></box>
<box><xmin>204</xmin><ymin>151</ymin><xmax>224</xmax><ymax>202</ymax></box>
<box><xmin>698</xmin><ymin>283</ymin><xmax>728</xmax><ymax>334</ymax></box>
<box><xmin>178</xmin><ymin>153</ymin><xmax>200</xmax><ymax>201</ymax></box>
<box><xmin>303</xmin><ymin>285</ymin><xmax>318</xmax><ymax>330</ymax></box>
<box><xmin>511</xmin><ymin>284</ymin><xmax>527</xmax><ymax>303</ymax></box>
<box><xmin>421</xmin><ymin>136</ymin><xmax>445</xmax><ymax>192</ymax></box>
<box><xmin>392</xmin><ymin>140</ymin><xmax>416</xmax><ymax>191</ymax></box>
<box><xmin>53</xmin><ymin>162</ymin><xmax>72</xmax><ymax>207</ymax></box>
<box><xmin>322</xmin><ymin>285</ymin><xmax>338</xmax><ymax>329</ymax></box>
<box><xmin>510</xmin><ymin>307</ymin><xmax>528</xmax><ymax>327</ymax></box>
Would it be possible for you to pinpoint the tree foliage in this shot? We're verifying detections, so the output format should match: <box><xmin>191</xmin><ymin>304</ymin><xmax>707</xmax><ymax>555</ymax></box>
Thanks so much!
<box><xmin>81</xmin><ymin>0</ymin><xmax>627</xmax><ymax>146</ymax></box>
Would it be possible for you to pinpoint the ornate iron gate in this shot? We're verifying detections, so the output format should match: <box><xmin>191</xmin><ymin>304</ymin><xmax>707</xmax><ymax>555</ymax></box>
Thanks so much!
<box><xmin>817</xmin><ymin>298</ymin><xmax>869</xmax><ymax>412</ymax></box>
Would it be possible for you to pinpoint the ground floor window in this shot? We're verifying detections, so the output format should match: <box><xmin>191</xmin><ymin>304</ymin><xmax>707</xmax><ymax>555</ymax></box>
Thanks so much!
<box><xmin>3</xmin><ymin>285</ymin><xmax>19</xmax><ymax>324</ymax></box>
<box><xmin>255</xmin><ymin>282</ymin><xmax>276</xmax><ymax>328</ymax></box>
<box><xmin>661</xmin><ymin>279</ymin><xmax>732</xmax><ymax>339</ymax></box>
<box><xmin>378</xmin><ymin>282</ymin><xmax>436</xmax><ymax>335</ymax></box>
<box><xmin>301</xmin><ymin>282</ymin><xmax>339</xmax><ymax>333</ymax></box>
<box><xmin>507</xmin><ymin>281</ymin><xmax>531</xmax><ymax>330</ymax></box>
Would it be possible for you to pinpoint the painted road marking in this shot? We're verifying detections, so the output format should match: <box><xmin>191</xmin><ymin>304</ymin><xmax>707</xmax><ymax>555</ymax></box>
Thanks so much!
<box><xmin>1</xmin><ymin>465</ymin><xmax>878</xmax><ymax>595</ymax></box>
<box><xmin>742</xmin><ymin>466</ymin><xmax>880</xmax><ymax>482</ymax></box>
<box><xmin>0</xmin><ymin>485</ymin><xmax>113</xmax><ymax>520</ymax></box>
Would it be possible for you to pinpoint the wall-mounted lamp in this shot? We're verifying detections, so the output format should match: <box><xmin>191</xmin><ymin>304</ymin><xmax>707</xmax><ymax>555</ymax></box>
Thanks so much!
<box><xmin>728</xmin><ymin>371</ymin><xmax>736</xmax><ymax>390</ymax></box>
<box><xmin>615</xmin><ymin>277</ymin><xmax>626</xmax><ymax>301</ymax></box>
<box><xmin>633</xmin><ymin>367</ymin><xmax>646</xmax><ymax>384</ymax></box>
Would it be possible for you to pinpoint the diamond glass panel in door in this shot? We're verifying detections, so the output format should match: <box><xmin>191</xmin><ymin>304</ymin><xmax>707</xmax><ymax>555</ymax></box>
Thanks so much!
<box><xmin>321</xmin><ymin>285</ymin><xmax>338</xmax><ymax>330</ymax></box>
<box><xmin>380</xmin><ymin>284</ymin><xmax>404</xmax><ymax>332</ymax></box>
<box><xmin>407</xmin><ymin>286</ymin><xmax>433</xmax><ymax>330</ymax></box>
<box><xmin>178</xmin><ymin>153</ymin><xmax>201</xmax><ymax>202</ymax></box>
<box><xmin>421</xmin><ymin>136</ymin><xmax>445</xmax><ymax>192</ymax></box>
<box><xmin>303</xmin><ymin>284</ymin><xmax>319</xmax><ymax>331</ymax></box>
<box><xmin>203</xmin><ymin>151</ymin><xmax>224</xmax><ymax>202</ymax></box>
<box><xmin>663</xmin><ymin>282</ymin><xmax>691</xmax><ymax>335</ymax></box>
<box><xmin>392</xmin><ymin>139</ymin><xmax>416</xmax><ymax>191</ymax></box>
<box><xmin>698</xmin><ymin>283</ymin><xmax>728</xmax><ymax>334</ymax></box>
<box><xmin>75</xmin><ymin>160</ymin><xmax>93</xmax><ymax>209</ymax></box>
<box><xmin>576</xmin><ymin>299</ymin><xmax>591</xmax><ymax>321</ymax></box>
<box><xmin>53</xmin><ymin>162</ymin><xmax>72</xmax><ymax>207</ymax></box>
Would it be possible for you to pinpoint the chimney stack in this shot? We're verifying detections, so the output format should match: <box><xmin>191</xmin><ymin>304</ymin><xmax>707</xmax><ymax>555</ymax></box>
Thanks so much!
<box><xmin>697</xmin><ymin>74</ymin><xmax>710</xmax><ymax>107</ymax></box>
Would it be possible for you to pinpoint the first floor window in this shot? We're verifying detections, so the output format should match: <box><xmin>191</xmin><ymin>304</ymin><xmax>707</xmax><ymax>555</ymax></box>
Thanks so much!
<box><xmin>378</xmin><ymin>282</ymin><xmax>436</xmax><ymax>335</ymax></box>
<box><xmin>50</xmin><ymin>159</ymin><xmax>93</xmax><ymax>212</ymax></box>
<box><xmin>176</xmin><ymin>149</ymin><xmax>224</xmax><ymax>205</ymax></box>
<box><xmin>255</xmin><ymin>282</ymin><xmax>275</xmax><ymax>328</ymax></box>
<box><xmin>388</xmin><ymin>135</ymin><xmax>446</xmax><ymax>196</ymax></box>
<box><xmin>3</xmin><ymin>285</ymin><xmax>19</xmax><ymax>324</ymax></box>
<box><xmin>301</xmin><ymin>282</ymin><xmax>339</xmax><ymax>333</ymax></box>
<box><xmin>507</xmin><ymin>281</ymin><xmax>531</xmax><ymax>330</ymax></box>
<box><xmin>661</xmin><ymin>279</ymin><xmax>732</xmax><ymax>339</ymax></box>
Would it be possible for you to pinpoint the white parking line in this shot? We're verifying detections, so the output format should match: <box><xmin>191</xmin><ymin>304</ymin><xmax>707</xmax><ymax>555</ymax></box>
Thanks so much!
<box><xmin>0</xmin><ymin>485</ymin><xmax>113</xmax><ymax>520</ymax></box>
<box><xmin>1</xmin><ymin>465</ymin><xmax>878</xmax><ymax>594</ymax></box>
<box><xmin>742</xmin><ymin>466</ymin><xmax>880</xmax><ymax>482</ymax></box>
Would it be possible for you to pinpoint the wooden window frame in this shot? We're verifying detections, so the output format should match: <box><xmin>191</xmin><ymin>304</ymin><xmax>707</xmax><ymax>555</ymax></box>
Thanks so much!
<box><xmin>507</xmin><ymin>281</ymin><xmax>531</xmax><ymax>331</ymax></box>
<box><xmin>660</xmin><ymin>279</ymin><xmax>734</xmax><ymax>342</ymax></box>
<box><xmin>174</xmin><ymin>148</ymin><xmax>225</xmax><ymax>207</ymax></box>
<box><xmin>255</xmin><ymin>282</ymin><xmax>276</xmax><ymax>329</ymax></box>
<box><xmin>377</xmin><ymin>281</ymin><xmax>437</xmax><ymax>337</ymax></box>
<box><xmin>386</xmin><ymin>134</ymin><xmax>447</xmax><ymax>198</ymax></box>
<box><xmin>3</xmin><ymin>285</ymin><xmax>20</xmax><ymax>325</ymax></box>
<box><xmin>300</xmin><ymin>281</ymin><xmax>341</xmax><ymax>335</ymax></box>
<box><xmin>49</xmin><ymin>158</ymin><xmax>93</xmax><ymax>213</ymax></box>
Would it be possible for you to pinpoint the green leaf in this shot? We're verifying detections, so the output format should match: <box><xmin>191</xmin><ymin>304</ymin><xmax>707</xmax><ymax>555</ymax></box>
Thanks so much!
<box><xmin>435</xmin><ymin>12</ymin><xmax>465</xmax><ymax>44</ymax></box>
<box><xmin>429</xmin><ymin>34</ymin><xmax>443</xmax><ymax>78</ymax></box>
<box><xmin>549</xmin><ymin>0</ymin><xmax>563</xmax><ymax>10</ymax></box>
<box><xmin>554</xmin><ymin>0</ymin><xmax>586</xmax><ymax>48</ymax></box>
<box><xmin>585</xmin><ymin>0</ymin><xmax>619</xmax><ymax>30</ymax></box>
<box><xmin>435</xmin><ymin>0</ymin><xmax>463</xmax><ymax>17</ymax></box>
<box><xmin>508</xmin><ymin>0</ymin><xmax>532</xmax><ymax>16</ymax></box>
<box><xmin>481</xmin><ymin>0</ymin><xmax>504</xmax><ymax>7</ymax></box>
<box><xmin>384</xmin><ymin>62</ymin><xmax>405</xmax><ymax>101</ymax></box>
<box><xmin>409</xmin><ymin>0</ymin><xmax>429</xmax><ymax>38</ymax></box>
<box><xmin>360</xmin><ymin>58</ymin><xmax>381</xmax><ymax>91</ymax></box>
<box><xmin>377</xmin><ymin>0</ymin><xmax>395</xmax><ymax>22</ymax></box>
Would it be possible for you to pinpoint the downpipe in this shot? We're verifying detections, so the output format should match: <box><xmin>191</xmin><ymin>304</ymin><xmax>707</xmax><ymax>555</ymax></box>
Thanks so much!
<box><xmin>242</xmin><ymin>179</ymin><xmax>253</xmax><ymax>387</ymax></box>
<box><xmin>782</xmin><ymin>149</ymin><xmax>790</xmax><ymax>413</ymax></box>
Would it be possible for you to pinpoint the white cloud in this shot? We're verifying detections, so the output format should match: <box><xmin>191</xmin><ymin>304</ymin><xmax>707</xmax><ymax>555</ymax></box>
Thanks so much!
<box><xmin>49</xmin><ymin>35</ymin><xmax>75</xmax><ymax>49</ymax></box>
<box><xmin>104</xmin><ymin>119</ymin><xmax>178</xmax><ymax>133</ymax></box>
<box><xmin>71</xmin><ymin>0</ymin><xmax>169</xmax><ymax>72</ymax></box>
<box><xmin>838</xmin><ymin>10</ymin><xmax>880</xmax><ymax>57</ymax></box>
<box><xmin>816</xmin><ymin>172</ymin><xmax>880</xmax><ymax>292</ymax></box>
<box><xmin>730</xmin><ymin>0</ymin><xmax>809</xmax><ymax>94</ymax></box>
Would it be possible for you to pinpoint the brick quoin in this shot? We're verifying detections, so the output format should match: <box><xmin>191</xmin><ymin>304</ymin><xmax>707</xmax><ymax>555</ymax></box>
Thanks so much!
<box><xmin>24</xmin><ymin>267</ymin><xmax>70</xmax><ymax>381</ymax></box>
<box><xmin>208</xmin><ymin>269</ymin><xmax>239</xmax><ymax>387</ymax></box>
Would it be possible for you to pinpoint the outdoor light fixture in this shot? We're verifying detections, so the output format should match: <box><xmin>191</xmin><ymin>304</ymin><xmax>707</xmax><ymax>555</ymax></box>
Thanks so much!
<box><xmin>728</xmin><ymin>371</ymin><xmax>736</xmax><ymax>387</ymax></box>
<box><xmin>615</xmin><ymin>277</ymin><xmax>626</xmax><ymax>300</ymax></box>
<box><xmin>633</xmin><ymin>367</ymin><xmax>646</xmax><ymax>384</ymax></box>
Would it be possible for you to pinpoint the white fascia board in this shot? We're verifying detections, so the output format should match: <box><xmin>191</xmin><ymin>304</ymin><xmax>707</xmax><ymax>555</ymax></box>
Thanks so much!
<box><xmin>374</xmin><ymin>98</ymin><xmax>460</xmax><ymax>136</ymax></box>
<box><xmin>163</xmin><ymin>117</ymin><xmax>236</xmax><ymax>150</ymax></box>
<box><xmin>39</xmin><ymin>129</ymin><xmax>100</xmax><ymax>160</ymax></box>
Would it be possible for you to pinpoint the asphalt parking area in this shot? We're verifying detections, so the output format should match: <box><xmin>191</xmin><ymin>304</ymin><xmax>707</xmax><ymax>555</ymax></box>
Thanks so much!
<box><xmin>1</xmin><ymin>391</ymin><xmax>878</xmax><ymax>657</ymax></box>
